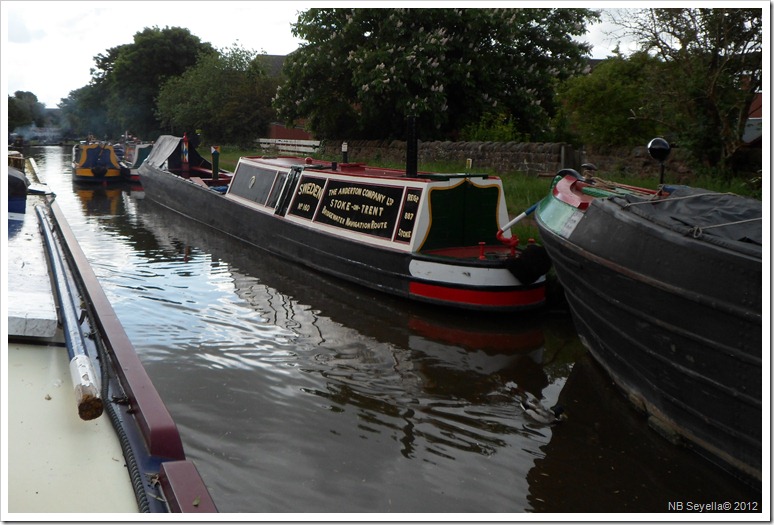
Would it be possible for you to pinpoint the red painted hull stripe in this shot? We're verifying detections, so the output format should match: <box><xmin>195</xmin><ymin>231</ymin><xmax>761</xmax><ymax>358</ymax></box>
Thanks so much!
<box><xmin>409</xmin><ymin>282</ymin><xmax>545</xmax><ymax>307</ymax></box>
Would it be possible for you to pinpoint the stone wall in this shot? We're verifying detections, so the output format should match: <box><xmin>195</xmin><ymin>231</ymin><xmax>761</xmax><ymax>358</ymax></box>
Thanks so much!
<box><xmin>583</xmin><ymin>144</ymin><xmax>694</xmax><ymax>181</ymax></box>
<box><xmin>317</xmin><ymin>139</ymin><xmax>693</xmax><ymax>179</ymax></box>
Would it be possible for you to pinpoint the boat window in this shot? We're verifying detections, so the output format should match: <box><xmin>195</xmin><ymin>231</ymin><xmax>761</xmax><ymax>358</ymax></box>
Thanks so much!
<box><xmin>230</xmin><ymin>163</ymin><xmax>280</xmax><ymax>205</ymax></box>
<box><xmin>266</xmin><ymin>171</ymin><xmax>289</xmax><ymax>209</ymax></box>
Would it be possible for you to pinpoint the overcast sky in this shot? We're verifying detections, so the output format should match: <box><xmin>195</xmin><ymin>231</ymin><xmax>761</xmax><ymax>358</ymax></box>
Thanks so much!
<box><xmin>3</xmin><ymin>2</ymin><xmax>647</xmax><ymax>109</ymax></box>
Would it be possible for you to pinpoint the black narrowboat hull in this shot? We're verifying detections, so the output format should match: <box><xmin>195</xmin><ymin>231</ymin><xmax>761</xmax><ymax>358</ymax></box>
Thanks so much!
<box><xmin>139</xmin><ymin>164</ymin><xmax>545</xmax><ymax>312</ymax></box>
<box><xmin>536</xmin><ymin>191</ymin><xmax>762</xmax><ymax>485</ymax></box>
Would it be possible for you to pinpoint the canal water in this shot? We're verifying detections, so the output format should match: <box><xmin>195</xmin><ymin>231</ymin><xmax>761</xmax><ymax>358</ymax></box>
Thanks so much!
<box><xmin>22</xmin><ymin>146</ymin><xmax>761</xmax><ymax>514</ymax></box>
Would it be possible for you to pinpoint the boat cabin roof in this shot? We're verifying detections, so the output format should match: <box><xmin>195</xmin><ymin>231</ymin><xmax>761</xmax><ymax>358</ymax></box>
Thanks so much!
<box><xmin>240</xmin><ymin>155</ymin><xmax>490</xmax><ymax>182</ymax></box>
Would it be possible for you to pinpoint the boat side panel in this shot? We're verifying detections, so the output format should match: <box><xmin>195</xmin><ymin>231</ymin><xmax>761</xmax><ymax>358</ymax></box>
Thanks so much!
<box><xmin>573</xmin><ymin>202</ymin><xmax>762</xmax><ymax>334</ymax></box>
<box><xmin>141</xmin><ymin>165</ymin><xmax>413</xmax><ymax>295</ymax></box>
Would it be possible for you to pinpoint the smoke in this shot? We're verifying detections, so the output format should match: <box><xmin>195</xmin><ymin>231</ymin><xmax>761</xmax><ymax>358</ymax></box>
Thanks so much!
<box><xmin>9</xmin><ymin>125</ymin><xmax>63</xmax><ymax>143</ymax></box>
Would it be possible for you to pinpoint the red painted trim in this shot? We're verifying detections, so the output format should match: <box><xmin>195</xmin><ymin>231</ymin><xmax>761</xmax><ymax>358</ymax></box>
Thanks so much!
<box><xmin>409</xmin><ymin>281</ymin><xmax>545</xmax><ymax>308</ymax></box>
<box><xmin>159</xmin><ymin>461</ymin><xmax>218</xmax><ymax>513</ymax></box>
<box><xmin>552</xmin><ymin>176</ymin><xmax>593</xmax><ymax>210</ymax></box>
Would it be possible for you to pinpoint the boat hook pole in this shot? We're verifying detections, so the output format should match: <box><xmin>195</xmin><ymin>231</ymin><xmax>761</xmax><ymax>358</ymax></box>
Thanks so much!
<box><xmin>496</xmin><ymin>202</ymin><xmax>539</xmax><ymax>250</ymax></box>
<box><xmin>36</xmin><ymin>206</ymin><xmax>104</xmax><ymax>421</ymax></box>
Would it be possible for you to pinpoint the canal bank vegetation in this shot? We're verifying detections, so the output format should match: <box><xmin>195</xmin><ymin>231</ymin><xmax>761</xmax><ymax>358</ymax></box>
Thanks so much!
<box><xmin>13</xmin><ymin>8</ymin><xmax>760</xmax><ymax>189</ymax></box>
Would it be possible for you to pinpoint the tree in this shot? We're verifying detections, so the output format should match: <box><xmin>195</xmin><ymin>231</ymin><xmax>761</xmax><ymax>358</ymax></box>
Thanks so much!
<box><xmin>274</xmin><ymin>8</ymin><xmax>599</xmax><ymax>140</ymax></box>
<box><xmin>59</xmin><ymin>83</ymin><xmax>119</xmax><ymax>139</ymax></box>
<box><xmin>556</xmin><ymin>51</ymin><xmax>664</xmax><ymax>147</ymax></box>
<box><xmin>610</xmin><ymin>8</ymin><xmax>762</xmax><ymax>168</ymax></box>
<box><xmin>91</xmin><ymin>26</ymin><xmax>216</xmax><ymax>139</ymax></box>
<box><xmin>8</xmin><ymin>91</ymin><xmax>46</xmax><ymax>132</ymax></box>
<box><xmin>156</xmin><ymin>44</ymin><xmax>278</xmax><ymax>147</ymax></box>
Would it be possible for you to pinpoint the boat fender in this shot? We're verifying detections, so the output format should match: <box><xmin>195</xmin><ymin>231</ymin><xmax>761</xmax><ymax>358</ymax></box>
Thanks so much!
<box><xmin>92</xmin><ymin>165</ymin><xmax>108</xmax><ymax>178</ymax></box>
<box><xmin>507</xmin><ymin>243</ymin><xmax>552</xmax><ymax>284</ymax></box>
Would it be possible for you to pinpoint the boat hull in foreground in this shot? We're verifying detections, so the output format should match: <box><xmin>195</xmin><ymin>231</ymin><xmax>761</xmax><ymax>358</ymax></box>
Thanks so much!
<box><xmin>535</xmin><ymin>174</ymin><xmax>762</xmax><ymax>485</ymax></box>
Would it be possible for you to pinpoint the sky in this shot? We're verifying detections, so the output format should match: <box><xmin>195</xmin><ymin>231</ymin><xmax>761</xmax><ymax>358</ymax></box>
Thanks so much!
<box><xmin>2</xmin><ymin>1</ymin><xmax>641</xmax><ymax>109</ymax></box>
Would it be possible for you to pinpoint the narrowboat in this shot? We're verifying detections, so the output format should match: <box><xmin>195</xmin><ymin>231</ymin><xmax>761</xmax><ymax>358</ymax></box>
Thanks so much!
<box><xmin>138</xmin><ymin>134</ymin><xmax>551</xmax><ymax>312</ymax></box>
<box><xmin>8</xmin><ymin>150</ymin><xmax>30</xmax><ymax>215</ymax></box>
<box><xmin>534</xmin><ymin>139</ymin><xmax>763</xmax><ymax>485</ymax></box>
<box><xmin>72</xmin><ymin>141</ymin><xmax>130</xmax><ymax>183</ymax></box>
<box><xmin>7</xmin><ymin>154</ymin><xmax>216</xmax><ymax>513</ymax></box>
<box><xmin>123</xmin><ymin>141</ymin><xmax>154</xmax><ymax>181</ymax></box>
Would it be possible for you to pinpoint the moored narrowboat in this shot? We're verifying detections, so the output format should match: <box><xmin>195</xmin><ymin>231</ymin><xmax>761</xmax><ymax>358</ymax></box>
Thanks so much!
<box><xmin>72</xmin><ymin>141</ymin><xmax>130</xmax><ymax>183</ymax></box>
<box><xmin>534</xmin><ymin>140</ymin><xmax>763</xmax><ymax>485</ymax></box>
<box><xmin>8</xmin><ymin>150</ymin><xmax>30</xmax><ymax>215</ymax></box>
<box><xmin>139</xmin><ymin>134</ymin><xmax>551</xmax><ymax>312</ymax></box>
<box><xmin>123</xmin><ymin>141</ymin><xmax>154</xmax><ymax>181</ymax></box>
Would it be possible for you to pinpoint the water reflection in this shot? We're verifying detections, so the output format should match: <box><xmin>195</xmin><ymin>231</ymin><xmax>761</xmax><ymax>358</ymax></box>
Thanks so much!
<box><xmin>26</xmin><ymin>145</ymin><xmax>760</xmax><ymax>514</ymax></box>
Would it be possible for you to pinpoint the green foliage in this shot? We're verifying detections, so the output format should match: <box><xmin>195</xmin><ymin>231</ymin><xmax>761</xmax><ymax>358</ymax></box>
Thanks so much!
<box><xmin>60</xmin><ymin>26</ymin><xmax>215</xmax><ymax>139</ymax></box>
<box><xmin>274</xmin><ymin>8</ymin><xmax>599</xmax><ymax>140</ymax></box>
<box><xmin>459</xmin><ymin>112</ymin><xmax>529</xmax><ymax>142</ymax></box>
<box><xmin>156</xmin><ymin>44</ymin><xmax>278</xmax><ymax>147</ymax></box>
<box><xmin>610</xmin><ymin>8</ymin><xmax>762</xmax><ymax>170</ymax></box>
<box><xmin>108</xmin><ymin>27</ymin><xmax>216</xmax><ymax>138</ymax></box>
<box><xmin>8</xmin><ymin>91</ymin><xmax>46</xmax><ymax>132</ymax></box>
<box><xmin>58</xmin><ymin>83</ymin><xmax>117</xmax><ymax>139</ymax></box>
<box><xmin>555</xmin><ymin>52</ymin><xmax>664</xmax><ymax>147</ymax></box>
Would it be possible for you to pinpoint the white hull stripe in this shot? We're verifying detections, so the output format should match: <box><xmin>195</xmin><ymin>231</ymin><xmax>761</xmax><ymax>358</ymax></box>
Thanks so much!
<box><xmin>409</xmin><ymin>259</ymin><xmax>540</xmax><ymax>287</ymax></box>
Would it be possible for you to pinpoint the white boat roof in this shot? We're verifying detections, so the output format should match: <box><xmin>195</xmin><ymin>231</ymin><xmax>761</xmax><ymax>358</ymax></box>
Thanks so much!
<box><xmin>240</xmin><ymin>155</ymin><xmax>490</xmax><ymax>182</ymax></box>
<box><xmin>7</xmin><ymin>339</ymin><xmax>139</xmax><ymax>513</ymax></box>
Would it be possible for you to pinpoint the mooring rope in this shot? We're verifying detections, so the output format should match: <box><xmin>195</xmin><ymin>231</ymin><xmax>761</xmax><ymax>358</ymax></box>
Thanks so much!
<box><xmin>621</xmin><ymin>191</ymin><xmax>735</xmax><ymax>208</ymax></box>
<box><xmin>689</xmin><ymin>217</ymin><xmax>763</xmax><ymax>239</ymax></box>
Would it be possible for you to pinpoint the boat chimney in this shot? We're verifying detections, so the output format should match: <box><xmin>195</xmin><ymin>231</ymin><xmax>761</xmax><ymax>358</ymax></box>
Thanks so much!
<box><xmin>406</xmin><ymin>115</ymin><xmax>418</xmax><ymax>177</ymax></box>
<box><xmin>341</xmin><ymin>142</ymin><xmax>348</xmax><ymax>164</ymax></box>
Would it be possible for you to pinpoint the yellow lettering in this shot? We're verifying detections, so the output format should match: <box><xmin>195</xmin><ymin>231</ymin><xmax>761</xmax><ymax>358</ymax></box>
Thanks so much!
<box><xmin>298</xmin><ymin>182</ymin><xmax>322</xmax><ymax>199</ymax></box>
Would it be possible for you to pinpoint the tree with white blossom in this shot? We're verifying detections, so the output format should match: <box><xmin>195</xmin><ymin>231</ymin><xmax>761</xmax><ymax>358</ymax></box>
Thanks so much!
<box><xmin>274</xmin><ymin>8</ymin><xmax>599</xmax><ymax>140</ymax></box>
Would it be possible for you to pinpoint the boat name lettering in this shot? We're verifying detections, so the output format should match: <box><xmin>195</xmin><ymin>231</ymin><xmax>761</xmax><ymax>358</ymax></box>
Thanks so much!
<box><xmin>289</xmin><ymin>175</ymin><xmax>327</xmax><ymax>220</ymax></box>
<box><xmin>298</xmin><ymin>181</ymin><xmax>323</xmax><ymax>199</ymax></box>
<box><xmin>330</xmin><ymin>199</ymin><xmax>351</xmax><ymax>211</ymax></box>
<box><xmin>345</xmin><ymin>218</ymin><xmax>389</xmax><ymax>230</ymax></box>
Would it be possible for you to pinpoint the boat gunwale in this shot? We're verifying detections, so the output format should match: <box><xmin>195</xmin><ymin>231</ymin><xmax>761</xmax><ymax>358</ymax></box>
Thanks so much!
<box><xmin>46</xmin><ymin>197</ymin><xmax>217</xmax><ymax>512</ymax></box>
